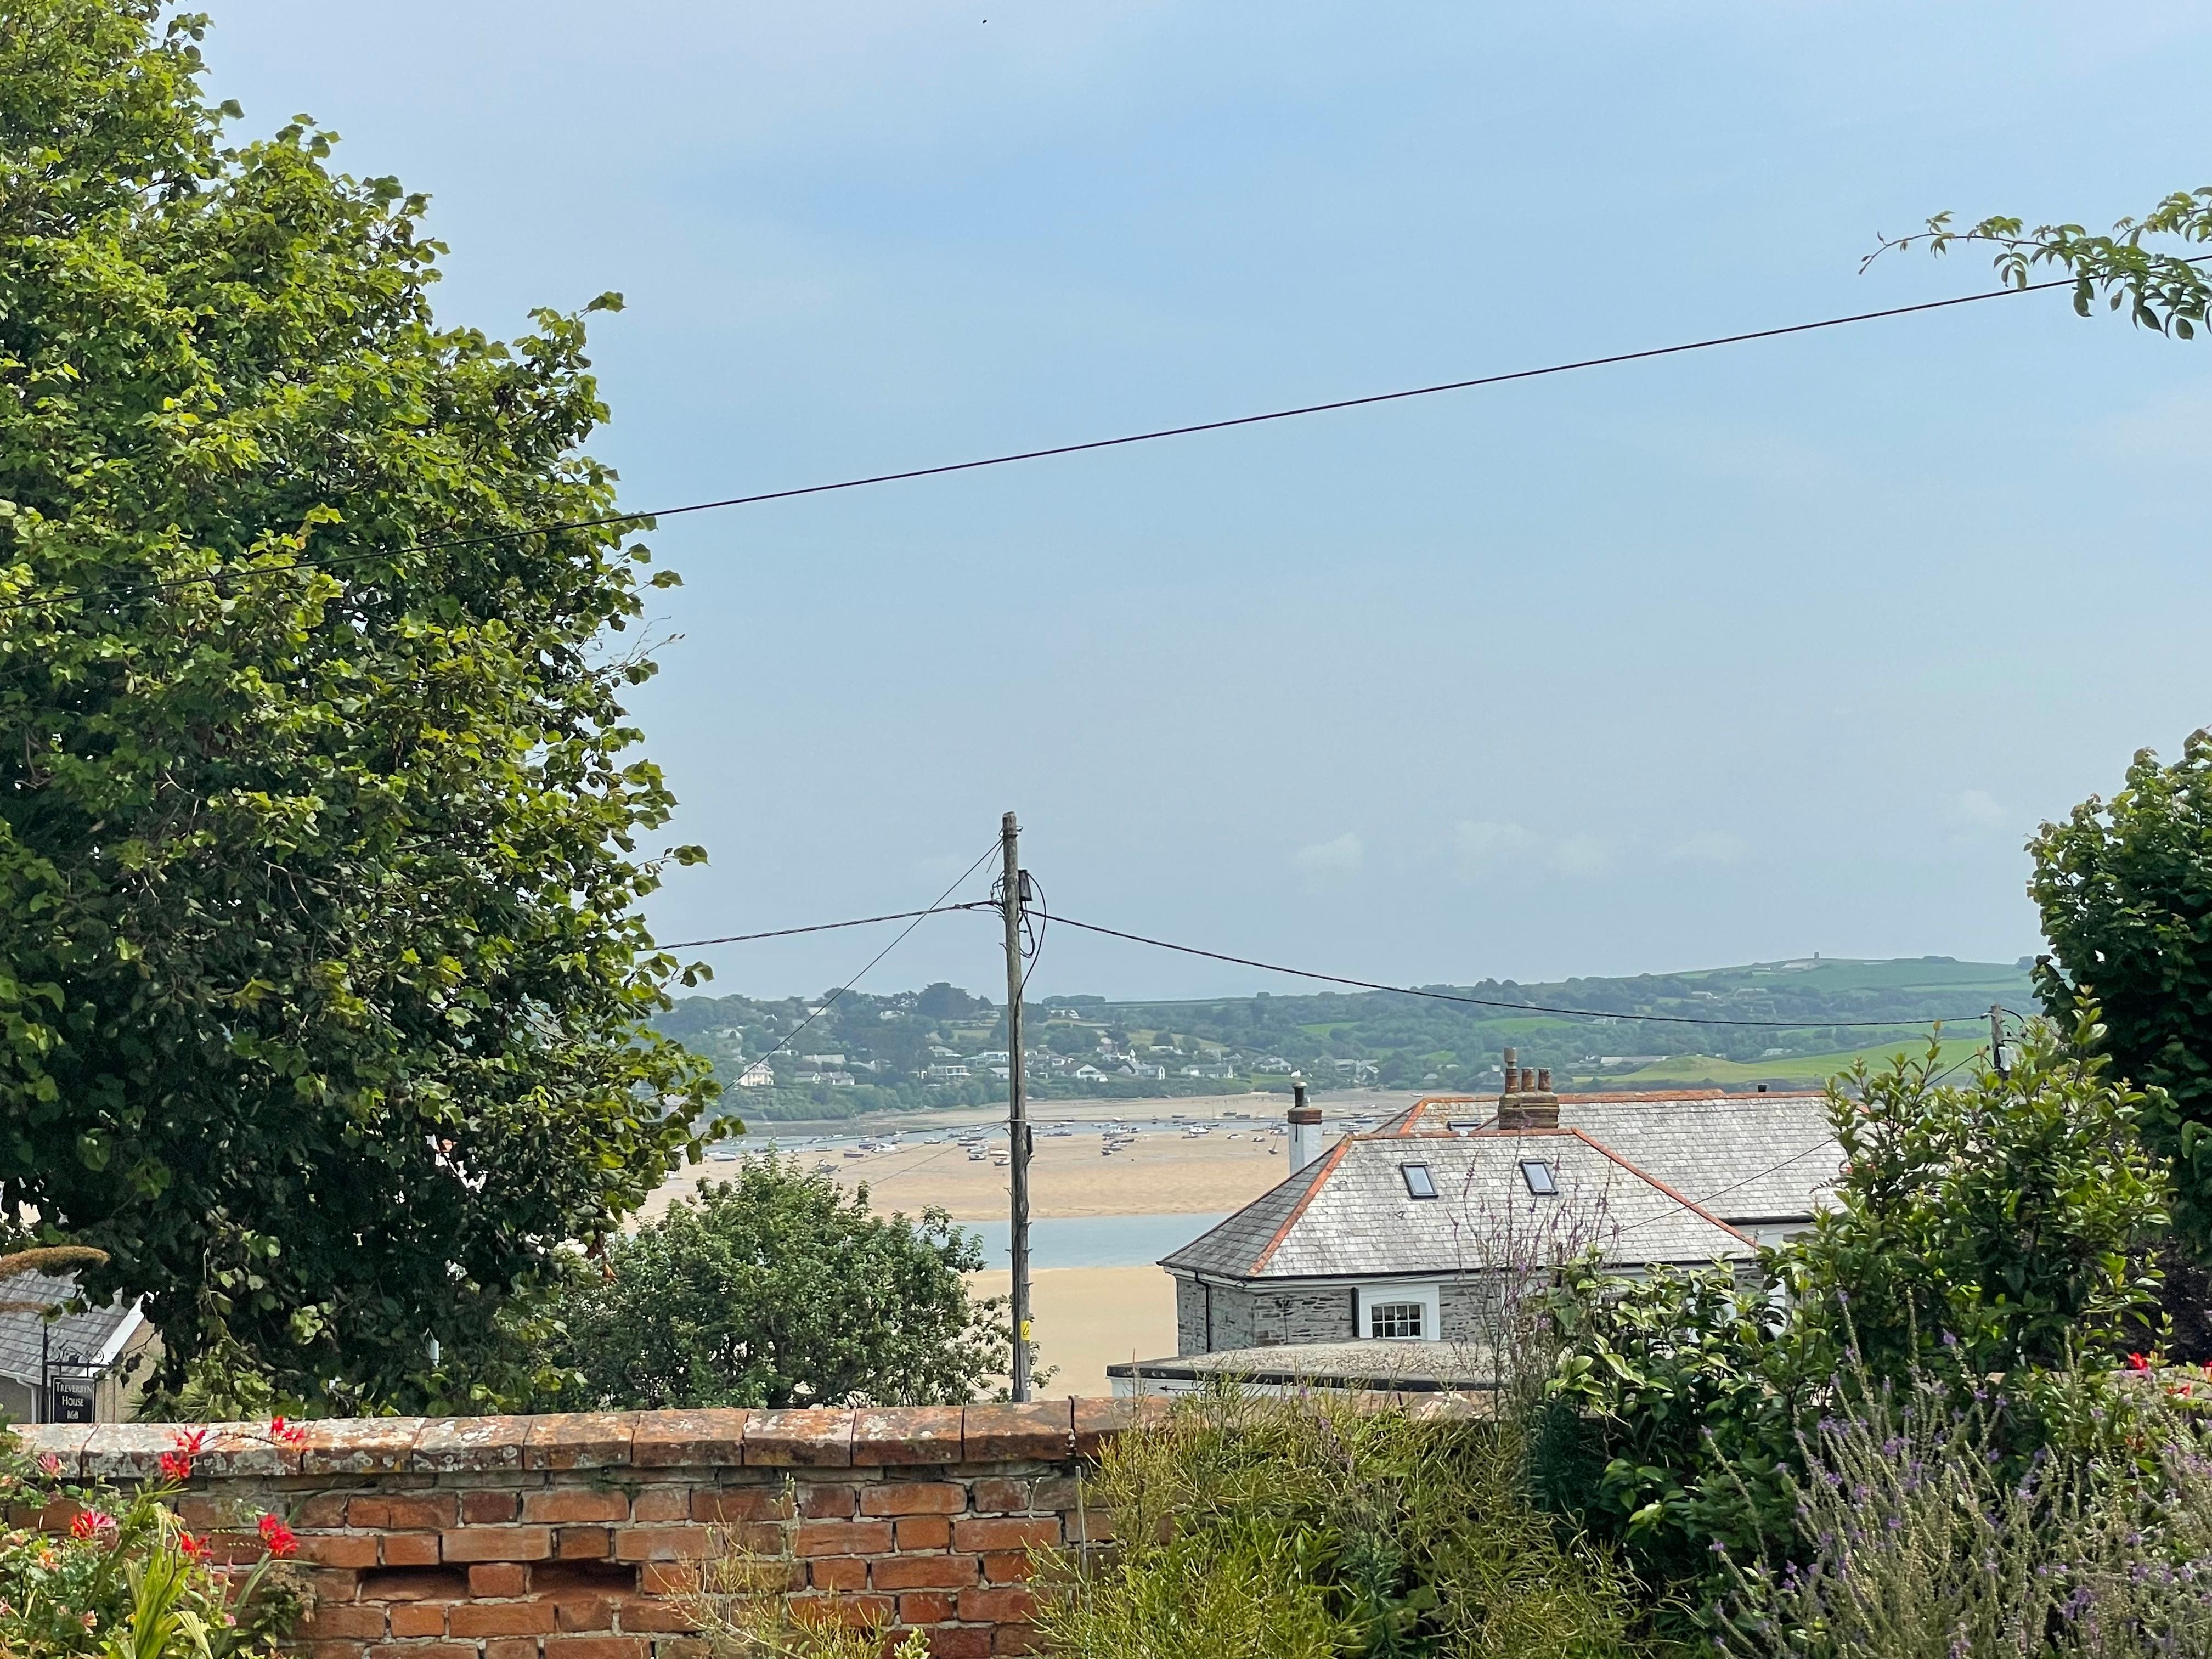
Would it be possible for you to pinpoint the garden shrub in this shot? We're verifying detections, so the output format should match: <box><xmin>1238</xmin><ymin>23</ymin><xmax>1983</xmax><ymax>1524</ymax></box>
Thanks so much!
<box><xmin>1033</xmin><ymin>1387</ymin><xmax>1652</xmax><ymax>1659</ymax></box>
<box><xmin>1716</xmin><ymin>1370</ymin><xmax>2212</xmax><ymax>1657</ymax></box>
<box><xmin>1541</xmin><ymin>1014</ymin><xmax>2172</xmax><ymax>1604</ymax></box>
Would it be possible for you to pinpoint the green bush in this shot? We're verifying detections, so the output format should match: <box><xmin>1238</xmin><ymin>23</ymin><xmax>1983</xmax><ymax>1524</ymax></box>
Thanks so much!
<box><xmin>1034</xmin><ymin>1389</ymin><xmax>1653</xmax><ymax>1659</ymax></box>
<box><xmin>1541</xmin><ymin>1015</ymin><xmax>2171</xmax><ymax>1601</ymax></box>
<box><xmin>541</xmin><ymin>1156</ymin><xmax>1007</xmax><ymax>1409</ymax></box>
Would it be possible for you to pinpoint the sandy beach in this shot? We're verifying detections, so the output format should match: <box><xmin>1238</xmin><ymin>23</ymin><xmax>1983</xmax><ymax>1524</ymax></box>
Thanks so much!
<box><xmin>642</xmin><ymin>1092</ymin><xmax>1424</xmax><ymax>1223</ymax></box>
<box><xmin>644</xmin><ymin>1127</ymin><xmax>1288</xmax><ymax>1222</ymax></box>
<box><xmin>968</xmin><ymin>1266</ymin><xmax>1175</xmax><ymax>1398</ymax></box>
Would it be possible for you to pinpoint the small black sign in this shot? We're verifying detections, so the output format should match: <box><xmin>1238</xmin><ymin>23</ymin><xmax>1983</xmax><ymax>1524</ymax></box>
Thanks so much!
<box><xmin>49</xmin><ymin>1382</ymin><xmax>94</xmax><ymax>1424</ymax></box>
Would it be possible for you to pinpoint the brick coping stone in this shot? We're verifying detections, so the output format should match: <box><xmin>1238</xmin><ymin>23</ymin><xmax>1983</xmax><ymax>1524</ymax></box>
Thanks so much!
<box><xmin>9</xmin><ymin>1401</ymin><xmax>1176</xmax><ymax>1479</ymax></box>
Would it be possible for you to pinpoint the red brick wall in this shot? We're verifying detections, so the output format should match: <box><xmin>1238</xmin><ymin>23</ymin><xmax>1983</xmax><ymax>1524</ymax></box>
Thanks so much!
<box><xmin>15</xmin><ymin>1402</ymin><xmax>1152</xmax><ymax>1659</ymax></box>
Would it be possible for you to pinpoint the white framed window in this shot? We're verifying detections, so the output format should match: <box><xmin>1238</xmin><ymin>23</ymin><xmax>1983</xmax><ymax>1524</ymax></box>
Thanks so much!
<box><xmin>1369</xmin><ymin>1301</ymin><xmax>1425</xmax><ymax>1339</ymax></box>
<box><xmin>1401</xmin><ymin>1163</ymin><xmax>1437</xmax><ymax>1199</ymax></box>
<box><xmin>1519</xmin><ymin>1158</ymin><xmax>1558</xmax><ymax>1196</ymax></box>
<box><xmin>1357</xmin><ymin>1283</ymin><xmax>1441</xmax><ymax>1341</ymax></box>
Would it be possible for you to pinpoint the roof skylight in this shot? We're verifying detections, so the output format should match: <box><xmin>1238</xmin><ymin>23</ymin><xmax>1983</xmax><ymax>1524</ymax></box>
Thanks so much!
<box><xmin>1519</xmin><ymin>1159</ymin><xmax>1559</xmax><ymax>1196</ymax></box>
<box><xmin>1401</xmin><ymin>1163</ymin><xmax>1438</xmax><ymax>1199</ymax></box>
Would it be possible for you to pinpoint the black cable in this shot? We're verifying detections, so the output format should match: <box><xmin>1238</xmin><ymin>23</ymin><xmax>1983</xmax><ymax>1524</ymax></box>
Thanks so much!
<box><xmin>658</xmin><ymin>901</ymin><xmax>993</xmax><ymax>952</ymax></box>
<box><xmin>1018</xmin><ymin>874</ymin><xmax>1049</xmax><ymax>996</ymax></box>
<box><xmin>1</xmin><ymin>267</ymin><xmax>2171</xmax><ymax>619</ymax></box>
<box><xmin>1612</xmin><ymin>1138</ymin><xmax>1837</xmax><ymax>1236</ymax></box>
<box><xmin>1046</xmin><ymin>913</ymin><xmax>1989</xmax><ymax>1030</ymax></box>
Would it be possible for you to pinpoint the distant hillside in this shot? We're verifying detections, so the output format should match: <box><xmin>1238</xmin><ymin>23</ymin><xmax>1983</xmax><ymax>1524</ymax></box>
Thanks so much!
<box><xmin>654</xmin><ymin>955</ymin><xmax>2034</xmax><ymax>1120</ymax></box>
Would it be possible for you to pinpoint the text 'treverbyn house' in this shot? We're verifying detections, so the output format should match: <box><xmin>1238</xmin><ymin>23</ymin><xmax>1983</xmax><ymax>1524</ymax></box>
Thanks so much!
<box><xmin>1152</xmin><ymin>1052</ymin><xmax>1839</xmax><ymax>1359</ymax></box>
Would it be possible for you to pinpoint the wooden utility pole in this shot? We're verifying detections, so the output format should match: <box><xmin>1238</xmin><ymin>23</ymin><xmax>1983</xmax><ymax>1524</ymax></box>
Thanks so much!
<box><xmin>998</xmin><ymin>811</ymin><xmax>1032</xmax><ymax>1401</ymax></box>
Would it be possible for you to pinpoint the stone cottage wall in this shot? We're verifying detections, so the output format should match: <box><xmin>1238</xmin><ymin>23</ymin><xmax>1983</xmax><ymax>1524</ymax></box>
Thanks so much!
<box><xmin>14</xmin><ymin>1402</ymin><xmax>1155</xmax><ymax>1659</ymax></box>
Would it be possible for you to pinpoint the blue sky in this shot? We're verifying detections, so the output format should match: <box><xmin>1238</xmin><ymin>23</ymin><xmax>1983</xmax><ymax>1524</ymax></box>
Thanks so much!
<box><xmin>202</xmin><ymin>1</ymin><xmax>2212</xmax><ymax>1000</ymax></box>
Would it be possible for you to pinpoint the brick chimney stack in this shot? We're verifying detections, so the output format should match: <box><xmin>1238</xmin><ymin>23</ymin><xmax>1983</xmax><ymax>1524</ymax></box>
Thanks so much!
<box><xmin>1496</xmin><ymin>1046</ymin><xmax>1559</xmax><ymax>1131</ymax></box>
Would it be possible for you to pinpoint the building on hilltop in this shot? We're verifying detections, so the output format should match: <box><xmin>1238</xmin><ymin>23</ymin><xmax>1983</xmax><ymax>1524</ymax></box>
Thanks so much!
<box><xmin>1110</xmin><ymin>1052</ymin><xmax>1839</xmax><ymax>1395</ymax></box>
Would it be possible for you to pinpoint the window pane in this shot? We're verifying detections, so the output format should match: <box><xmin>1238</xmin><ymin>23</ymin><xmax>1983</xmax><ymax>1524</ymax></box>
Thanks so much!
<box><xmin>1519</xmin><ymin>1159</ymin><xmax>1558</xmax><ymax>1195</ymax></box>
<box><xmin>1369</xmin><ymin>1301</ymin><xmax>1425</xmax><ymax>1339</ymax></box>
<box><xmin>1401</xmin><ymin>1163</ymin><xmax>1437</xmax><ymax>1199</ymax></box>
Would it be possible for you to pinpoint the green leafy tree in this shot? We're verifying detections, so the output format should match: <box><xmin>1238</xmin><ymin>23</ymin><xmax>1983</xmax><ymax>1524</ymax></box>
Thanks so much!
<box><xmin>0</xmin><ymin>0</ymin><xmax>718</xmax><ymax>1413</ymax></box>
<box><xmin>1544</xmin><ymin>1018</ymin><xmax>2170</xmax><ymax>1599</ymax></box>
<box><xmin>545</xmin><ymin>1158</ymin><xmax>1005</xmax><ymax>1409</ymax></box>
<box><xmin>2030</xmin><ymin>732</ymin><xmax>2212</xmax><ymax>1354</ymax></box>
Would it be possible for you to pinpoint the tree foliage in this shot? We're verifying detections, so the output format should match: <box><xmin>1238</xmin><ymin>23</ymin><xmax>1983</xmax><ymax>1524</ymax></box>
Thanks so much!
<box><xmin>2032</xmin><ymin>731</ymin><xmax>2212</xmax><ymax>1258</ymax></box>
<box><xmin>546</xmin><ymin>1159</ymin><xmax>1004</xmax><ymax>1410</ymax></box>
<box><xmin>0</xmin><ymin>0</ymin><xmax>719</xmax><ymax>1412</ymax></box>
<box><xmin>1543</xmin><ymin>1019</ymin><xmax>2170</xmax><ymax>1599</ymax></box>
<box><xmin>1871</xmin><ymin>188</ymin><xmax>2212</xmax><ymax>335</ymax></box>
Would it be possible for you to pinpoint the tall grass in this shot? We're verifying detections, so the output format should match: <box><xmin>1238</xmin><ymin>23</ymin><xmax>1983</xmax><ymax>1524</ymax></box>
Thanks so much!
<box><xmin>1033</xmin><ymin>1388</ymin><xmax>1653</xmax><ymax>1659</ymax></box>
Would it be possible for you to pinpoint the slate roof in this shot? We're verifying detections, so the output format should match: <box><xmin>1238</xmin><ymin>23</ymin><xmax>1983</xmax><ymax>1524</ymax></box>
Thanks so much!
<box><xmin>0</xmin><ymin>1273</ymin><xmax>144</xmax><ymax>1387</ymax></box>
<box><xmin>1161</xmin><ymin>1128</ymin><xmax>1752</xmax><ymax>1282</ymax></box>
<box><xmin>1565</xmin><ymin>1096</ymin><xmax>1838</xmax><ymax>1225</ymax></box>
<box><xmin>1375</xmin><ymin>1091</ymin><xmax>1840</xmax><ymax>1224</ymax></box>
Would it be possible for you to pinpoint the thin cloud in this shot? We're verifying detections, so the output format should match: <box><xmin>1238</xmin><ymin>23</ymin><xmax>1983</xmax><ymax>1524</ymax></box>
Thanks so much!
<box><xmin>1668</xmin><ymin>830</ymin><xmax>1747</xmax><ymax>866</ymax></box>
<box><xmin>1549</xmin><ymin>833</ymin><xmax>1613</xmax><ymax>878</ymax></box>
<box><xmin>1452</xmin><ymin>820</ymin><xmax>1538</xmax><ymax>880</ymax></box>
<box><xmin>1293</xmin><ymin>831</ymin><xmax>1364</xmax><ymax>883</ymax></box>
<box><xmin>1943</xmin><ymin>789</ymin><xmax>2006</xmax><ymax>832</ymax></box>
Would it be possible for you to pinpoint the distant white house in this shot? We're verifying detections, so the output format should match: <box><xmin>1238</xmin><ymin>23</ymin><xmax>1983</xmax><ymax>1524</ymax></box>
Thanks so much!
<box><xmin>925</xmin><ymin>1063</ymin><xmax>971</xmax><ymax>1082</ymax></box>
<box><xmin>736</xmin><ymin>1061</ymin><xmax>775</xmax><ymax>1088</ymax></box>
<box><xmin>1074</xmin><ymin>1064</ymin><xmax>1107</xmax><ymax>1081</ymax></box>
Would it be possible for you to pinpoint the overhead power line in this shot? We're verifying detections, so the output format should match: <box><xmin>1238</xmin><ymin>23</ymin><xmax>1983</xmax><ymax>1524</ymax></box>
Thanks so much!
<box><xmin>709</xmin><ymin>845</ymin><xmax>999</xmax><ymax>1088</ymax></box>
<box><xmin>1044</xmin><ymin>913</ymin><xmax>1988</xmax><ymax>1030</ymax></box>
<box><xmin>0</xmin><ymin>267</ymin><xmax>2151</xmax><ymax>618</ymax></box>
<box><xmin>658</xmin><ymin>902</ymin><xmax>991</xmax><ymax>951</ymax></box>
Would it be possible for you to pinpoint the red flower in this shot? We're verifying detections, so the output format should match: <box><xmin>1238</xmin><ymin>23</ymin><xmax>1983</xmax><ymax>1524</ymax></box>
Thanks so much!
<box><xmin>69</xmin><ymin>1509</ymin><xmax>116</xmax><ymax>1543</ymax></box>
<box><xmin>35</xmin><ymin>1453</ymin><xmax>61</xmax><ymax>1478</ymax></box>
<box><xmin>267</xmin><ymin>1418</ymin><xmax>307</xmax><ymax>1448</ymax></box>
<box><xmin>157</xmin><ymin>1451</ymin><xmax>194</xmax><ymax>1482</ymax></box>
<box><xmin>172</xmin><ymin>1429</ymin><xmax>208</xmax><ymax>1455</ymax></box>
<box><xmin>257</xmin><ymin>1513</ymin><xmax>297</xmax><ymax>1558</ymax></box>
<box><xmin>2128</xmin><ymin>1352</ymin><xmax>2154</xmax><ymax>1372</ymax></box>
<box><xmin>178</xmin><ymin>1531</ymin><xmax>207</xmax><ymax>1562</ymax></box>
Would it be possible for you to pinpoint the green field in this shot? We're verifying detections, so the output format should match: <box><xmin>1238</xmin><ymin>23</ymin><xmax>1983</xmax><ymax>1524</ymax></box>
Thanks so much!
<box><xmin>1596</xmin><ymin>1034</ymin><xmax>1988</xmax><ymax>1088</ymax></box>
